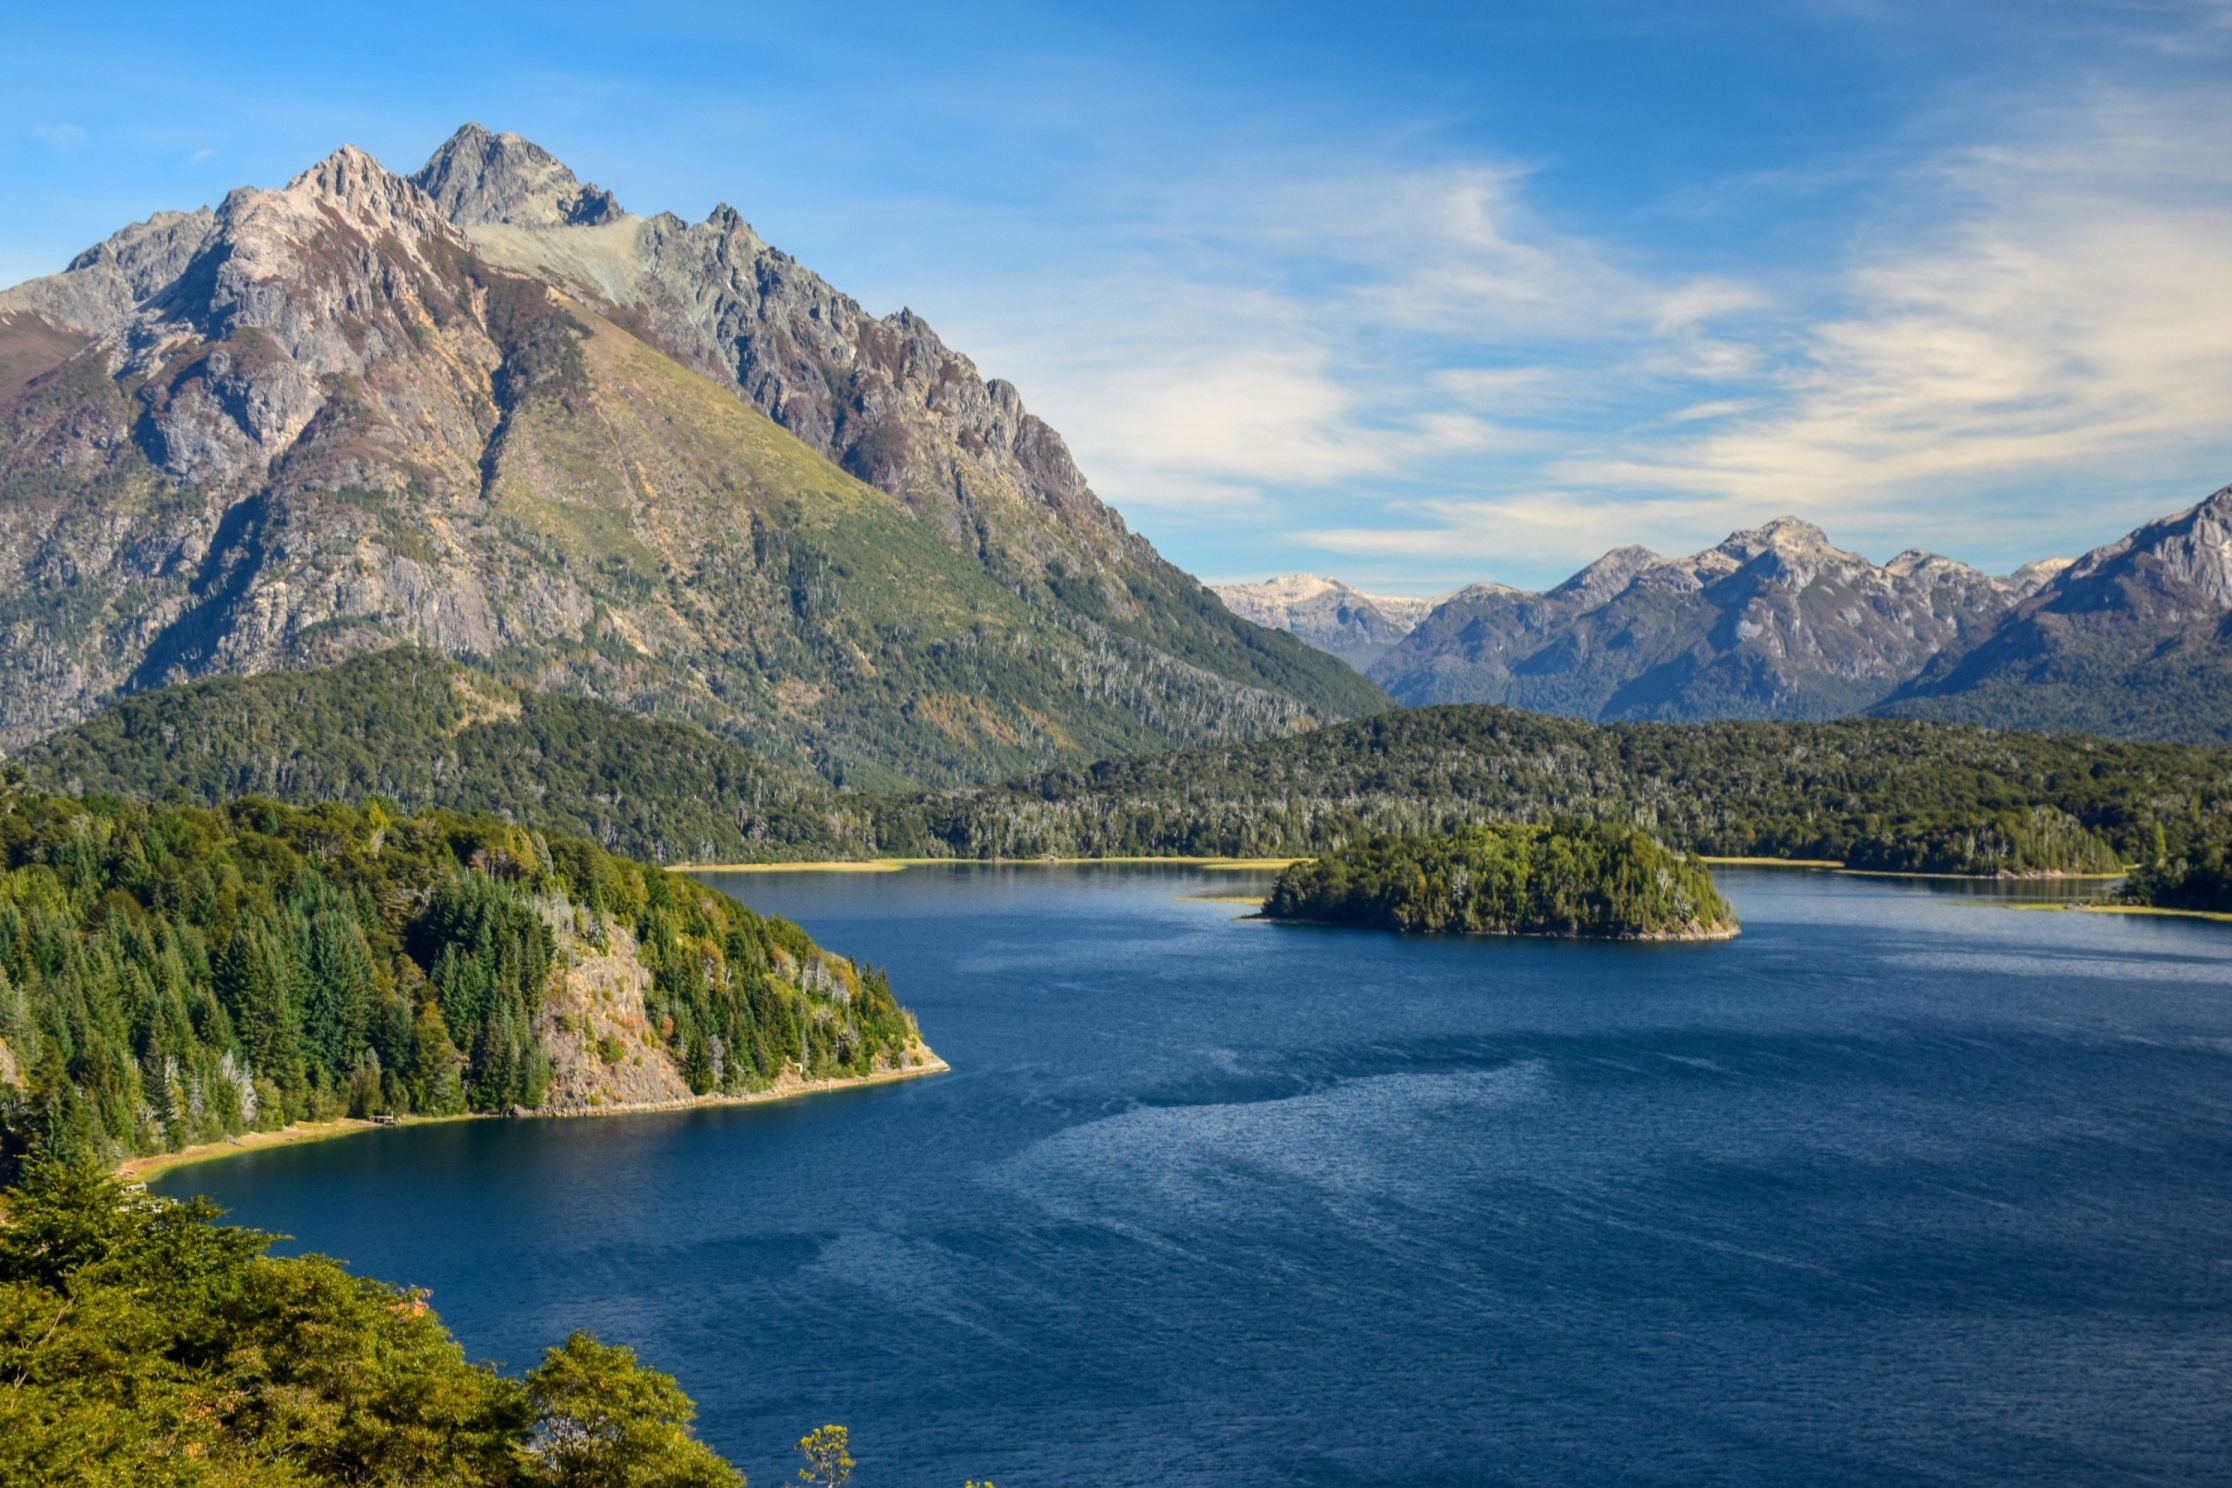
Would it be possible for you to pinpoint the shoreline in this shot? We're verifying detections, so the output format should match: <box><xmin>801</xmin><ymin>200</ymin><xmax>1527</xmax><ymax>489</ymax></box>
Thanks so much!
<box><xmin>1251</xmin><ymin>912</ymin><xmax>1741</xmax><ymax>942</ymax></box>
<box><xmin>676</xmin><ymin>855</ymin><xmax>1303</xmax><ymax>873</ymax></box>
<box><xmin>1830</xmin><ymin>868</ymin><xmax>2127</xmax><ymax>882</ymax></box>
<box><xmin>1999</xmin><ymin>901</ymin><xmax>2232</xmax><ymax>925</ymax></box>
<box><xmin>119</xmin><ymin>1051</ymin><xmax>950</xmax><ymax>1185</ymax></box>
<box><xmin>680</xmin><ymin>853</ymin><xmax>2119</xmax><ymax>883</ymax></box>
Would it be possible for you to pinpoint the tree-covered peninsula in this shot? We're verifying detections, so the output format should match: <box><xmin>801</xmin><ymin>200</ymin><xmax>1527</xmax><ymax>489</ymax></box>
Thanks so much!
<box><xmin>1261</xmin><ymin>822</ymin><xmax>1740</xmax><ymax>940</ymax></box>
<box><xmin>0</xmin><ymin>789</ymin><xmax>932</xmax><ymax>1171</ymax></box>
<box><xmin>2116</xmin><ymin>841</ymin><xmax>2232</xmax><ymax>914</ymax></box>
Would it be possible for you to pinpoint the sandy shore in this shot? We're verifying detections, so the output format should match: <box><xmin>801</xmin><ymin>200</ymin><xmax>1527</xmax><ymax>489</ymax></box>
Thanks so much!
<box><xmin>118</xmin><ymin>1051</ymin><xmax>949</xmax><ymax>1184</ymax></box>
<box><xmin>1831</xmin><ymin>868</ymin><xmax>2127</xmax><ymax>882</ymax></box>
<box><xmin>1999</xmin><ymin>901</ymin><xmax>2232</xmax><ymax>924</ymax></box>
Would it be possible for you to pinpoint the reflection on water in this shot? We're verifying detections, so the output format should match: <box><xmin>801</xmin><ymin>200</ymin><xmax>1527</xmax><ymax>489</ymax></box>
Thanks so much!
<box><xmin>162</xmin><ymin>865</ymin><xmax>2232</xmax><ymax>1487</ymax></box>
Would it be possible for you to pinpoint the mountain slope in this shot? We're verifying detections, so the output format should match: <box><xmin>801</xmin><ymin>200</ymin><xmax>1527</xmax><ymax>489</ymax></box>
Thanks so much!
<box><xmin>1371</xmin><ymin>519</ymin><xmax>2033</xmax><ymax>722</ymax></box>
<box><xmin>413</xmin><ymin>125</ymin><xmax>1380</xmax><ymax>722</ymax></box>
<box><xmin>0</xmin><ymin>131</ymin><xmax>1380</xmax><ymax>786</ymax></box>
<box><xmin>1212</xmin><ymin>574</ymin><xmax>1444</xmax><ymax>670</ymax></box>
<box><xmin>1879</xmin><ymin>485</ymin><xmax>2232</xmax><ymax>741</ymax></box>
<box><xmin>9</xmin><ymin>647</ymin><xmax>875</xmax><ymax>863</ymax></box>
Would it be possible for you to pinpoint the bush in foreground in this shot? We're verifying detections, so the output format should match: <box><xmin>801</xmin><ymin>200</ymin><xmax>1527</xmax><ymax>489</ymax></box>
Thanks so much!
<box><xmin>0</xmin><ymin>1160</ymin><xmax>741</xmax><ymax>1486</ymax></box>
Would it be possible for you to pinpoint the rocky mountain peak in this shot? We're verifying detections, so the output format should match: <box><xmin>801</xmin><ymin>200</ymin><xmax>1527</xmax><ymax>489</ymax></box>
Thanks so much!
<box><xmin>412</xmin><ymin>123</ymin><xmax>622</xmax><ymax>228</ymax></box>
<box><xmin>2064</xmin><ymin>481</ymin><xmax>2232</xmax><ymax>609</ymax></box>
<box><xmin>264</xmin><ymin>144</ymin><xmax>460</xmax><ymax>244</ymax></box>
<box><xmin>1720</xmin><ymin>515</ymin><xmax>1838</xmax><ymax>561</ymax></box>
<box><xmin>1552</xmin><ymin>545</ymin><xmax>1658</xmax><ymax>605</ymax></box>
<box><xmin>2004</xmin><ymin>557</ymin><xmax>2073</xmax><ymax>598</ymax></box>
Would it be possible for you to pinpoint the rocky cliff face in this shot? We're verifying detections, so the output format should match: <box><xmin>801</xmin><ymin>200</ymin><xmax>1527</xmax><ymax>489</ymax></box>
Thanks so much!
<box><xmin>1880</xmin><ymin>485</ymin><xmax>2232</xmax><ymax>741</ymax></box>
<box><xmin>1211</xmin><ymin>574</ymin><xmax>1444</xmax><ymax>670</ymax></box>
<box><xmin>1370</xmin><ymin>518</ymin><xmax>2032</xmax><ymax>722</ymax></box>
<box><xmin>0</xmin><ymin>128</ymin><xmax>1383</xmax><ymax>782</ymax></box>
<box><xmin>416</xmin><ymin>126</ymin><xmax>1267</xmax><ymax>658</ymax></box>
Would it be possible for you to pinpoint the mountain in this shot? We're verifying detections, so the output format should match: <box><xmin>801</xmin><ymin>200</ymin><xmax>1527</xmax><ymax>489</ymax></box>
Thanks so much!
<box><xmin>1370</xmin><ymin>518</ymin><xmax>2033</xmax><ymax>722</ymax></box>
<box><xmin>1879</xmin><ymin>485</ymin><xmax>2232</xmax><ymax>741</ymax></box>
<box><xmin>0</xmin><ymin>127</ymin><xmax>1382</xmax><ymax>789</ymax></box>
<box><xmin>1211</xmin><ymin>574</ymin><xmax>1445</xmax><ymax>670</ymax></box>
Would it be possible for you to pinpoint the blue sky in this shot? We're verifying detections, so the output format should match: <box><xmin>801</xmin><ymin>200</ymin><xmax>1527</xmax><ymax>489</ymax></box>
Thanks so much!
<box><xmin>5</xmin><ymin>1</ymin><xmax>2231</xmax><ymax>592</ymax></box>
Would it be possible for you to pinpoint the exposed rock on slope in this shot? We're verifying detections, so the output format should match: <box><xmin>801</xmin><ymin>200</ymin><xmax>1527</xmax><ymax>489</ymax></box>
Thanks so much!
<box><xmin>1880</xmin><ymin>485</ymin><xmax>2232</xmax><ymax>741</ymax></box>
<box><xmin>1371</xmin><ymin>518</ymin><xmax>2034</xmax><ymax>723</ymax></box>
<box><xmin>414</xmin><ymin>126</ymin><xmax>1365</xmax><ymax>721</ymax></box>
<box><xmin>0</xmin><ymin>130</ymin><xmax>1382</xmax><ymax>784</ymax></box>
<box><xmin>1212</xmin><ymin>574</ymin><xmax>1445</xmax><ymax>670</ymax></box>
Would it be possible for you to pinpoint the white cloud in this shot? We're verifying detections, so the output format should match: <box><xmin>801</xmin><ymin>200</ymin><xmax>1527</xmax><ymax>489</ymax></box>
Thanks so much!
<box><xmin>1564</xmin><ymin>88</ymin><xmax>2232</xmax><ymax>534</ymax></box>
<box><xmin>935</xmin><ymin>155</ymin><xmax>1764</xmax><ymax>525</ymax></box>
<box><xmin>1301</xmin><ymin>492</ymin><xmax>1766</xmax><ymax>570</ymax></box>
<box><xmin>32</xmin><ymin>123</ymin><xmax>85</xmax><ymax>153</ymax></box>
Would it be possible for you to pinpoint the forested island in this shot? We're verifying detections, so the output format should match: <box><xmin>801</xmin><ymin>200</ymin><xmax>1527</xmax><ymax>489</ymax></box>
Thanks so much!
<box><xmin>1262</xmin><ymin>822</ymin><xmax>1739</xmax><ymax>939</ymax></box>
<box><xmin>0</xmin><ymin>788</ymin><xmax>933</xmax><ymax>1172</ymax></box>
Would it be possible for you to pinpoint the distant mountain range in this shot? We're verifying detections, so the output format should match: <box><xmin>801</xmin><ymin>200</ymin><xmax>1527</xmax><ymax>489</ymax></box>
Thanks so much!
<box><xmin>0</xmin><ymin>125</ymin><xmax>1381</xmax><ymax>789</ymax></box>
<box><xmin>1229</xmin><ymin>488</ymin><xmax>2232</xmax><ymax>742</ymax></box>
<box><xmin>1212</xmin><ymin>575</ymin><xmax>1446</xmax><ymax>670</ymax></box>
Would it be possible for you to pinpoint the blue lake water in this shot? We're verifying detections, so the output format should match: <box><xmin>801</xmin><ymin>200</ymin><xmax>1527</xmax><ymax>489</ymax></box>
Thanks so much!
<box><xmin>158</xmin><ymin>866</ymin><xmax>2232</xmax><ymax>1486</ymax></box>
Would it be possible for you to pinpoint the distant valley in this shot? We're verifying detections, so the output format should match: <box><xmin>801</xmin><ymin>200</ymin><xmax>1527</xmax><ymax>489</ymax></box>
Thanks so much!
<box><xmin>1220</xmin><ymin>486</ymin><xmax>2232</xmax><ymax>742</ymax></box>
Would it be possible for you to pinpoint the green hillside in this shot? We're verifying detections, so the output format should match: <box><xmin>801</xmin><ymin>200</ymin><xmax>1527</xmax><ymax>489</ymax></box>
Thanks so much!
<box><xmin>0</xmin><ymin>789</ymin><xmax>925</xmax><ymax>1169</ymax></box>
<box><xmin>12</xmin><ymin>648</ymin><xmax>872</xmax><ymax>864</ymax></box>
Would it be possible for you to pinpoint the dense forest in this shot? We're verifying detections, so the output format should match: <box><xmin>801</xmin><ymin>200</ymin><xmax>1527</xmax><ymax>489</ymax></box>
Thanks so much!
<box><xmin>1262</xmin><ymin>822</ymin><xmax>1738</xmax><ymax>938</ymax></box>
<box><xmin>20</xmin><ymin>660</ymin><xmax>2232</xmax><ymax>882</ymax></box>
<box><xmin>867</xmin><ymin>707</ymin><xmax>2231</xmax><ymax>875</ymax></box>
<box><xmin>0</xmin><ymin>784</ymin><xmax>923</xmax><ymax>1171</ymax></box>
<box><xmin>0</xmin><ymin>1161</ymin><xmax>754</xmax><ymax>1485</ymax></box>
<box><xmin>2116</xmin><ymin>841</ymin><xmax>2232</xmax><ymax>913</ymax></box>
<box><xmin>14</xmin><ymin>649</ymin><xmax>880</xmax><ymax>865</ymax></box>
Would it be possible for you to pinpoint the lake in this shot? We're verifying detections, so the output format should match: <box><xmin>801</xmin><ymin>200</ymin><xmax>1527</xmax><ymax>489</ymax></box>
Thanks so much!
<box><xmin>156</xmin><ymin>866</ymin><xmax>2232</xmax><ymax>1486</ymax></box>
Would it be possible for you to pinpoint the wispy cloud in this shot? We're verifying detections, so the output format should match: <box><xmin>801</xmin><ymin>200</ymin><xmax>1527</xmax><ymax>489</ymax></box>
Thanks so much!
<box><xmin>31</xmin><ymin>123</ymin><xmax>84</xmax><ymax>153</ymax></box>
<box><xmin>1566</xmin><ymin>87</ymin><xmax>2232</xmax><ymax>549</ymax></box>
<box><xmin>936</xmin><ymin>153</ymin><xmax>1765</xmax><ymax>528</ymax></box>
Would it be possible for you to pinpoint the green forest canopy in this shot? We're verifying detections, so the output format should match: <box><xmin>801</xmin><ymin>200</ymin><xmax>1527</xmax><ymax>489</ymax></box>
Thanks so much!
<box><xmin>0</xmin><ymin>787</ymin><xmax>920</xmax><ymax>1170</ymax></box>
<box><xmin>16</xmin><ymin>656</ymin><xmax>2231</xmax><ymax>881</ymax></box>
<box><xmin>865</xmin><ymin>706</ymin><xmax>2219</xmax><ymax>875</ymax></box>
<box><xmin>1262</xmin><ymin>821</ymin><xmax>1739</xmax><ymax>938</ymax></box>
<box><xmin>0</xmin><ymin>1161</ymin><xmax>746</xmax><ymax>1487</ymax></box>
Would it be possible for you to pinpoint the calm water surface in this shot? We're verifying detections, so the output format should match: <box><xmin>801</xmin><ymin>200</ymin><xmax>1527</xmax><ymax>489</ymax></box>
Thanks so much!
<box><xmin>159</xmin><ymin>867</ymin><xmax>2232</xmax><ymax>1486</ymax></box>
